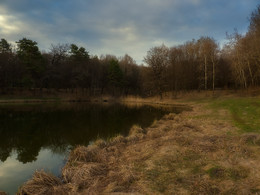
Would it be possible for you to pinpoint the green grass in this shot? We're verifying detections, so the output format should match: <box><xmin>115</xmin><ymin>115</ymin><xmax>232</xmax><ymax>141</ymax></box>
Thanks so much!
<box><xmin>209</xmin><ymin>97</ymin><xmax>260</xmax><ymax>133</ymax></box>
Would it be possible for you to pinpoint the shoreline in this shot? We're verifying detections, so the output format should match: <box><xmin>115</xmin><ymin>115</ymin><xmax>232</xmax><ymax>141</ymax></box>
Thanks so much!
<box><xmin>16</xmin><ymin>98</ymin><xmax>260</xmax><ymax>194</ymax></box>
<box><xmin>0</xmin><ymin>96</ymin><xmax>190</xmax><ymax>111</ymax></box>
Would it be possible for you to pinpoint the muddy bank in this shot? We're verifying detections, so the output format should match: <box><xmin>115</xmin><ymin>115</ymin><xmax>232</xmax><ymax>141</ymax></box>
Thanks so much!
<box><xmin>17</xmin><ymin>103</ymin><xmax>260</xmax><ymax>194</ymax></box>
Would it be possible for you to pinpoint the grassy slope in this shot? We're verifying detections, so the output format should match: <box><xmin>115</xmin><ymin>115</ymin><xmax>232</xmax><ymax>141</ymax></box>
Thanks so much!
<box><xmin>208</xmin><ymin>97</ymin><xmax>260</xmax><ymax>133</ymax></box>
<box><xmin>18</xmin><ymin>96</ymin><xmax>260</xmax><ymax>194</ymax></box>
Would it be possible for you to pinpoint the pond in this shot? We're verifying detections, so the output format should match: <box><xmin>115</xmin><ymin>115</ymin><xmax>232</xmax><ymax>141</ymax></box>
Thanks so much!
<box><xmin>0</xmin><ymin>102</ymin><xmax>188</xmax><ymax>194</ymax></box>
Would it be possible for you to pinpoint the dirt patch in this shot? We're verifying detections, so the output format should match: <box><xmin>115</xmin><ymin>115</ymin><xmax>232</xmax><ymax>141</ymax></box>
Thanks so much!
<box><xmin>18</xmin><ymin>103</ymin><xmax>260</xmax><ymax>194</ymax></box>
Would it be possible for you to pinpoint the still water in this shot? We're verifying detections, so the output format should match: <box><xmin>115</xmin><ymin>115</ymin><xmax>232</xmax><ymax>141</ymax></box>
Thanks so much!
<box><xmin>0</xmin><ymin>102</ymin><xmax>187</xmax><ymax>194</ymax></box>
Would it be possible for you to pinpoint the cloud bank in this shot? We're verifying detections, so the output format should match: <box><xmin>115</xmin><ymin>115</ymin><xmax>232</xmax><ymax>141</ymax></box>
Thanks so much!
<box><xmin>0</xmin><ymin>0</ymin><xmax>259</xmax><ymax>63</ymax></box>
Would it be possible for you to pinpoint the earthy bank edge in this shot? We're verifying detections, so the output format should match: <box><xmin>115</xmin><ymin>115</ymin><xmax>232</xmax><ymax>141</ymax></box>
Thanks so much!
<box><xmin>13</xmin><ymin>100</ymin><xmax>260</xmax><ymax>194</ymax></box>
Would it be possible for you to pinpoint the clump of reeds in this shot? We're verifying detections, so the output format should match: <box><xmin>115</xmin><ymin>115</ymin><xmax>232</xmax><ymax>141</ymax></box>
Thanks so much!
<box><xmin>17</xmin><ymin>170</ymin><xmax>74</xmax><ymax>195</ymax></box>
<box><xmin>129</xmin><ymin>125</ymin><xmax>146</xmax><ymax>136</ymax></box>
<box><xmin>109</xmin><ymin>135</ymin><xmax>127</xmax><ymax>145</ymax></box>
<box><xmin>62</xmin><ymin>162</ymin><xmax>108</xmax><ymax>189</ymax></box>
<box><xmin>67</xmin><ymin>145</ymin><xmax>103</xmax><ymax>163</ymax></box>
<box><xmin>127</xmin><ymin>125</ymin><xmax>146</xmax><ymax>142</ymax></box>
<box><xmin>93</xmin><ymin>138</ymin><xmax>107</xmax><ymax>148</ymax></box>
<box><xmin>162</xmin><ymin>113</ymin><xmax>176</xmax><ymax>120</ymax></box>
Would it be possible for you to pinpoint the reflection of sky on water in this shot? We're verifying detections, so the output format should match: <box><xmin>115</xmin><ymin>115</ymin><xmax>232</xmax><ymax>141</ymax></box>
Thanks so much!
<box><xmin>0</xmin><ymin>149</ymin><xmax>66</xmax><ymax>195</ymax></box>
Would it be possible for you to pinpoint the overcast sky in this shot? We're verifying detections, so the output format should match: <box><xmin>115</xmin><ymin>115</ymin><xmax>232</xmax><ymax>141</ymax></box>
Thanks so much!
<box><xmin>0</xmin><ymin>0</ymin><xmax>259</xmax><ymax>64</ymax></box>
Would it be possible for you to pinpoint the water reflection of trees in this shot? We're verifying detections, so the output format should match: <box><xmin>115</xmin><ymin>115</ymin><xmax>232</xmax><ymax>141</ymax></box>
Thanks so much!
<box><xmin>0</xmin><ymin>103</ymin><xmax>185</xmax><ymax>163</ymax></box>
<box><xmin>0</xmin><ymin>147</ymin><xmax>11</xmax><ymax>162</ymax></box>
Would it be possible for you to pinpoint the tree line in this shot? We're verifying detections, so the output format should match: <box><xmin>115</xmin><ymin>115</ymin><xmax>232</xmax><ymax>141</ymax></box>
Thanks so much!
<box><xmin>0</xmin><ymin>39</ymin><xmax>142</xmax><ymax>96</ymax></box>
<box><xmin>0</xmin><ymin>4</ymin><xmax>260</xmax><ymax>97</ymax></box>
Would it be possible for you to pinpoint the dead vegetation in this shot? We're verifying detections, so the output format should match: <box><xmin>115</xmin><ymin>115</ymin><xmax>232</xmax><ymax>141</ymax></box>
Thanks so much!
<box><xmin>18</xmin><ymin>103</ymin><xmax>260</xmax><ymax>194</ymax></box>
<box><xmin>17</xmin><ymin>170</ymin><xmax>75</xmax><ymax>195</ymax></box>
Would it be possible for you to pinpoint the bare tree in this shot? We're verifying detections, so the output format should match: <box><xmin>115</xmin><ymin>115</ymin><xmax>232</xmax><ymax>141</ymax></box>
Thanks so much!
<box><xmin>144</xmin><ymin>44</ymin><xmax>169</xmax><ymax>99</ymax></box>
<box><xmin>50</xmin><ymin>43</ymin><xmax>70</xmax><ymax>65</ymax></box>
<box><xmin>226</xmin><ymin>32</ymin><xmax>249</xmax><ymax>88</ymax></box>
<box><xmin>197</xmin><ymin>37</ymin><xmax>218</xmax><ymax>91</ymax></box>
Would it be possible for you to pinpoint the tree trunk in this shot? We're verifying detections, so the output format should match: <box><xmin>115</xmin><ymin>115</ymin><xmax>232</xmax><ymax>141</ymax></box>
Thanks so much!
<box><xmin>247</xmin><ymin>60</ymin><xmax>254</xmax><ymax>86</ymax></box>
<box><xmin>212</xmin><ymin>58</ymin><xmax>215</xmax><ymax>93</ymax></box>
<box><xmin>204</xmin><ymin>56</ymin><xmax>207</xmax><ymax>90</ymax></box>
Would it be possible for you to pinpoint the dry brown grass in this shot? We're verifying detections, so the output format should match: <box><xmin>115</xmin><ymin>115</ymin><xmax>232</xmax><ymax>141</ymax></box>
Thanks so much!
<box><xmin>17</xmin><ymin>170</ymin><xmax>75</xmax><ymax>195</ymax></box>
<box><xmin>18</xmin><ymin>102</ymin><xmax>260</xmax><ymax>194</ymax></box>
<box><xmin>67</xmin><ymin>145</ymin><xmax>103</xmax><ymax>163</ymax></box>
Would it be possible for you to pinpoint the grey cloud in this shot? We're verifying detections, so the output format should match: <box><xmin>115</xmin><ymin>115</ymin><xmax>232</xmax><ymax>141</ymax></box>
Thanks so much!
<box><xmin>0</xmin><ymin>0</ymin><xmax>259</xmax><ymax>63</ymax></box>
